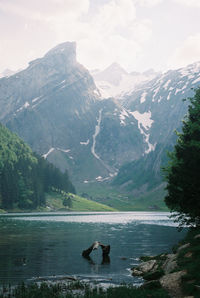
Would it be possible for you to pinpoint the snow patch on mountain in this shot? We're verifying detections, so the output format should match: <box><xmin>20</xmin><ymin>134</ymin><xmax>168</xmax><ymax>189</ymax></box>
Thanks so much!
<box><xmin>57</xmin><ymin>148</ymin><xmax>70</xmax><ymax>153</ymax></box>
<box><xmin>140</xmin><ymin>91</ymin><xmax>147</xmax><ymax>103</ymax></box>
<box><xmin>93</xmin><ymin>89</ymin><xmax>101</xmax><ymax>97</ymax></box>
<box><xmin>42</xmin><ymin>147</ymin><xmax>70</xmax><ymax>159</ymax></box>
<box><xmin>130</xmin><ymin>110</ymin><xmax>154</xmax><ymax>130</ymax></box>
<box><xmin>163</xmin><ymin>79</ymin><xmax>171</xmax><ymax>90</ymax></box>
<box><xmin>145</xmin><ymin>135</ymin><xmax>157</xmax><ymax>154</ymax></box>
<box><xmin>129</xmin><ymin>110</ymin><xmax>156</xmax><ymax>153</ymax></box>
<box><xmin>43</xmin><ymin>148</ymin><xmax>55</xmax><ymax>159</ymax></box>
<box><xmin>175</xmin><ymin>88</ymin><xmax>182</xmax><ymax>95</ymax></box>
<box><xmin>16</xmin><ymin>101</ymin><xmax>30</xmax><ymax>113</ymax></box>
<box><xmin>80</xmin><ymin>139</ymin><xmax>90</xmax><ymax>145</ymax></box>
<box><xmin>192</xmin><ymin>77</ymin><xmax>200</xmax><ymax>84</ymax></box>
<box><xmin>91</xmin><ymin>109</ymin><xmax>102</xmax><ymax>160</ymax></box>
<box><xmin>32</xmin><ymin>96</ymin><xmax>42</xmax><ymax>103</ymax></box>
<box><xmin>119</xmin><ymin>108</ymin><xmax>129</xmax><ymax>125</ymax></box>
<box><xmin>152</xmin><ymin>86</ymin><xmax>160</xmax><ymax>102</ymax></box>
<box><xmin>167</xmin><ymin>92</ymin><xmax>171</xmax><ymax>100</ymax></box>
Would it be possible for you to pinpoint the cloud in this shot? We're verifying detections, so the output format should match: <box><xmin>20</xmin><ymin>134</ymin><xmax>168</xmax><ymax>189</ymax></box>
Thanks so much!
<box><xmin>134</xmin><ymin>0</ymin><xmax>163</xmax><ymax>7</ymax></box>
<box><xmin>78</xmin><ymin>34</ymin><xmax>142</xmax><ymax>71</ymax></box>
<box><xmin>0</xmin><ymin>0</ymin><xmax>89</xmax><ymax>21</ymax></box>
<box><xmin>167</xmin><ymin>34</ymin><xmax>200</xmax><ymax>69</ymax></box>
<box><xmin>46</xmin><ymin>0</ymin><xmax>152</xmax><ymax>70</ymax></box>
<box><xmin>97</xmin><ymin>0</ymin><xmax>136</xmax><ymax>28</ymax></box>
<box><xmin>0</xmin><ymin>0</ymin><xmax>153</xmax><ymax>71</ymax></box>
<box><xmin>174</xmin><ymin>0</ymin><xmax>200</xmax><ymax>8</ymax></box>
<box><xmin>78</xmin><ymin>0</ymin><xmax>152</xmax><ymax>70</ymax></box>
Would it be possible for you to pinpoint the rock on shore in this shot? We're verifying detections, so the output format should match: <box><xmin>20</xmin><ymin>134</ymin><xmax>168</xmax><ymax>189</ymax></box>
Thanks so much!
<box><xmin>131</xmin><ymin>242</ymin><xmax>194</xmax><ymax>298</ymax></box>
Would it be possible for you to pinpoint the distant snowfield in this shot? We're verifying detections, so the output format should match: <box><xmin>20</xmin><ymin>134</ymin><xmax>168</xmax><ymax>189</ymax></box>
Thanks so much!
<box><xmin>92</xmin><ymin>63</ymin><xmax>157</xmax><ymax>98</ymax></box>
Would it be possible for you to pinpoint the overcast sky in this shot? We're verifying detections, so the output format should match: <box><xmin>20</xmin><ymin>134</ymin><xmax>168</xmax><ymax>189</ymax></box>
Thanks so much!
<box><xmin>1</xmin><ymin>0</ymin><xmax>200</xmax><ymax>73</ymax></box>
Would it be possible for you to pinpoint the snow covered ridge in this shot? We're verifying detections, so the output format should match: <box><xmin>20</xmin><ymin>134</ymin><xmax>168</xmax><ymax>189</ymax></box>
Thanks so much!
<box><xmin>122</xmin><ymin>60</ymin><xmax>200</xmax><ymax>107</ymax></box>
<box><xmin>178</xmin><ymin>61</ymin><xmax>200</xmax><ymax>78</ymax></box>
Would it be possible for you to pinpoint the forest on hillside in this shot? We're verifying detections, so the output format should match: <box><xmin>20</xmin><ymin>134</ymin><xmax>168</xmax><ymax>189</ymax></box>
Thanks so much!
<box><xmin>0</xmin><ymin>124</ymin><xmax>75</xmax><ymax>210</ymax></box>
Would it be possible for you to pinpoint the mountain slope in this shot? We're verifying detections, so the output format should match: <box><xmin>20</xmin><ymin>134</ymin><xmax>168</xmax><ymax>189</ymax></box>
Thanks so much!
<box><xmin>113</xmin><ymin>62</ymin><xmax>200</xmax><ymax>195</ymax></box>
<box><xmin>46</xmin><ymin>192</ymin><xmax>116</xmax><ymax>211</ymax></box>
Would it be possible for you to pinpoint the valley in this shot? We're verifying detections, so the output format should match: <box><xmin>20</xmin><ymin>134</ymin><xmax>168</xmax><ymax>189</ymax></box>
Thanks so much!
<box><xmin>0</xmin><ymin>41</ymin><xmax>200</xmax><ymax>211</ymax></box>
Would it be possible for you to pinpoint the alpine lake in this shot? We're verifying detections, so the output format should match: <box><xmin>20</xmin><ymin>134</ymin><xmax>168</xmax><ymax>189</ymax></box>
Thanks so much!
<box><xmin>0</xmin><ymin>212</ymin><xmax>186</xmax><ymax>287</ymax></box>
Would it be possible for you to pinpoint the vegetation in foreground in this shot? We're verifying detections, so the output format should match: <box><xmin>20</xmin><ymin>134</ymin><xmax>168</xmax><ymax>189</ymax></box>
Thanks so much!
<box><xmin>132</xmin><ymin>227</ymin><xmax>200</xmax><ymax>298</ymax></box>
<box><xmin>0</xmin><ymin>281</ymin><xmax>169</xmax><ymax>298</ymax></box>
<box><xmin>176</xmin><ymin>227</ymin><xmax>200</xmax><ymax>297</ymax></box>
<box><xmin>130</xmin><ymin>89</ymin><xmax>200</xmax><ymax>297</ymax></box>
<box><xmin>163</xmin><ymin>87</ymin><xmax>200</xmax><ymax>226</ymax></box>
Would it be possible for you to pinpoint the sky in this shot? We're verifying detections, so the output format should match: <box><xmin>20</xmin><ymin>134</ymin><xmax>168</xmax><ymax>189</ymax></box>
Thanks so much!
<box><xmin>0</xmin><ymin>0</ymin><xmax>200</xmax><ymax>73</ymax></box>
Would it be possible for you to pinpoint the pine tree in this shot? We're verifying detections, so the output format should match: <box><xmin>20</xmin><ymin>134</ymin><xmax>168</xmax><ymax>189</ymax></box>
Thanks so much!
<box><xmin>164</xmin><ymin>88</ymin><xmax>200</xmax><ymax>226</ymax></box>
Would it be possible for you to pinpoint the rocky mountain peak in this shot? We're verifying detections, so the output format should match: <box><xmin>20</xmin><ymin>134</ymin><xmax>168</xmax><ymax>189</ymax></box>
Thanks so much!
<box><xmin>0</xmin><ymin>41</ymin><xmax>97</xmax><ymax>123</ymax></box>
<box><xmin>28</xmin><ymin>41</ymin><xmax>77</xmax><ymax>73</ymax></box>
<box><xmin>93</xmin><ymin>62</ymin><xmax>127</xmax><ymax>86</ymax></box>
<box><xmin>45</xmin><ymin>41</ymin><xmax>76</xmax><ymax>61</ymax></box>
<box><xmin>106</xmin><ymin>62</ymin><xmax>127</xmax><ymax>74</ymax></box>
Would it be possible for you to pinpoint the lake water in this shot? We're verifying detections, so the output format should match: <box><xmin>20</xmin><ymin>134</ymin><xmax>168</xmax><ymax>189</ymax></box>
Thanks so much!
<box><xmin>0</xmin><ymin>212</ymin><xmax>186</xmax><ymax>286</ymax></box>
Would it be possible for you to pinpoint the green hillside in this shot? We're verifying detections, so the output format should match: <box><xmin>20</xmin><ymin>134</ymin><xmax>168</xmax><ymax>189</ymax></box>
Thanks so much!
<box><xmin>0</xmin><ymin>124</ymin><xmax>75</xmax><ymax>211</ymax></box>
<box><xmin>77</xmin><ymin>182</ymin><xmax>168</xmax><ymax>211</ymax></box>
<box><xmin>46</xmin><ymin>192</ymin><xmax>116</xmax><ymax>211</ymax></box>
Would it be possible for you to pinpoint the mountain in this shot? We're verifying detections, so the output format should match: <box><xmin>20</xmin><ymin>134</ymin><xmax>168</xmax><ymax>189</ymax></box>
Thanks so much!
<box><xmin>93</xmin><ymin>62</ymin><xmax>128</xmax><ymax>86</ymax></box>
<box><xmin>92</xmin><ymin>63</ymin><xmax>158</xmax><ymax>98</ymax></box>
<box><xmin>113</xmin><ymin>61</ymin><xmax>200</xmax><ymax>195</ymax></box>
<box><xmin>0</xmin><ymin>42</ymin><xmax>146</xmax><ymax>186</ymax></box>
<box><xmin>1</xmin><ymin>41</ymin><xmax>200</xmax><ymax>206</ymax></box>
<box><xmin>0</xmin><ymin>123</ymin><xmax>75</xmax><ymax>210</ymax></box>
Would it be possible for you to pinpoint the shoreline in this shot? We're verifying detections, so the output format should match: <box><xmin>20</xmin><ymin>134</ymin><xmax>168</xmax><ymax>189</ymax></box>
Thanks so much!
<box><xmin>131</xmin><ymin>227</ymin><xmax>200</xmax><ymax>298</ymax></box>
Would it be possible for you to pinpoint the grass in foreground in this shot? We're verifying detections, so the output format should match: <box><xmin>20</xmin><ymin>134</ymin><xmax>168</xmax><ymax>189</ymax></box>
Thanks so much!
<box><xmin>0</xmin><ymin>282</ymin><xmax>170</xmax><ymax>298</ymax></box>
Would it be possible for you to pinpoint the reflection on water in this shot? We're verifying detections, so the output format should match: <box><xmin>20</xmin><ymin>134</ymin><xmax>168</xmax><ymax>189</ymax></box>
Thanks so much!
<box><xmin>1</xmin><ymin>211</ymin><xmax>176</xmax><ymax>225</ymax></box>
<box><xmin>0</xmin><ymin>212</ymin><xmax>186</xmax><ymax>285</ymax></box>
